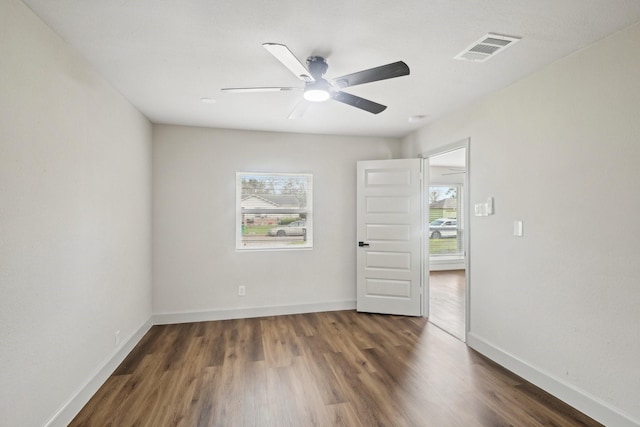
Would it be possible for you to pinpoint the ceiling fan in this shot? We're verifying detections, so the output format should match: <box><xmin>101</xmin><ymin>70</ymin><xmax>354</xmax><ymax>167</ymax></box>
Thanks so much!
<box><xmin>221</xmin><ymin>43</ymin><xmax>410</xmax><ymax>118</ymax></box>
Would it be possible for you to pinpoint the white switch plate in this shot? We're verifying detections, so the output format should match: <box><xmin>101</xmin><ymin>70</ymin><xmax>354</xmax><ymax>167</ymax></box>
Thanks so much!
<box><xmin>514</xmin><ymin>220</ymin><xmax>523</xmax><ymax>236</ymax></box>
<box><xmin>486</xmin><ymin>197</ymin><xmax>494</xmax><ymax>215</ymax></box>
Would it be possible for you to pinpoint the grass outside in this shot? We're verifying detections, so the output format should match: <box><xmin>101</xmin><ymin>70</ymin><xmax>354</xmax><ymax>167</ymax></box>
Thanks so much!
<box><xmin>429</xmin><ymin>237</ymin><xmax>459</xmax><ymax>255</ymax></box>
<box><xmin>241</xmin><ymin>224</ymin><xmax>307</xmax><ymax>247</ymax></box>
<box><xmin>243</xmin><ymin>225</ymin><xmax>274</xmax><ymax>235</ymax></box>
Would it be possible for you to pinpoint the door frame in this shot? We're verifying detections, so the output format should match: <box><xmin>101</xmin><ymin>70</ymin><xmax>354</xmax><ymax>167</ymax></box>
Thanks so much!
<box><xmin>420</xmin><ymin>138</ymin><xmax>470</xmax><ymax>341</ymax></box>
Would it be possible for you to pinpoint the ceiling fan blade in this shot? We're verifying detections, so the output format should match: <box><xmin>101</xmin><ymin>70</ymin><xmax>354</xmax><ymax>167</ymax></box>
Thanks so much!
<box><xmin>332</xmin><ymin>61</ymin><xmax>410</xmax><ymax>88</ymax></box>
<box><xmin>288</xmin><ymin>100</ymin><xmax>311</xmax><ymax>119</ymax></box>
<box><xmin>221</xmin><ymin>87</ymin><xmax>300</xmax><ymax>93</ymax></box>
<box><xmin>262</xmin><ymin>43</ymin><xmax>315</xmax><ymax>82</ymax></box>
<box><xmin>332</xmin><ymin>91</ymin><xmax>387</xmax><ymax>114</ymax></box>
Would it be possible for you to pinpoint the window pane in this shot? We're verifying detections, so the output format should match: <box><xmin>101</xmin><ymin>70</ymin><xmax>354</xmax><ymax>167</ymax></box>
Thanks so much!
<box><xmin>237</xmin><ymin>172</ymin><xmax>312</xmax><ymax>250</ymax></box>
<box><xmin>428</xmin><ymin>185</ymin><xmax>463</xmax><ymax>256</ymax></box>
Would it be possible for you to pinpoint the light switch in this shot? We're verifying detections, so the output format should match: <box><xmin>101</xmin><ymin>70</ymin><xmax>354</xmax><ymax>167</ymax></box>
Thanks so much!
<box><xmin>486</xmin><ymin>197</ymin><xmax>494</xmax><ymax>215</ymax></box>
<box><xmin>514</xmin><ymin>220</ymin><xmax>523</xmax><ymax>237</ymax></box>
<box><xmin>475</xmin><ymin>203</ymin><xmax>487</xmax><ymax>216</ymax></box>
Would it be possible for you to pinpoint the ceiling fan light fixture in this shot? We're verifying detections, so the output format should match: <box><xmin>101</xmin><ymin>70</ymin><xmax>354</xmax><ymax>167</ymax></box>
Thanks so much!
<box><xmin>304</xmin><ymin>80</ymin><xmax>331</xmax><ymax>102</ymax></box>
<box><xmin>304</xmin><ymin>88</ymin><xmax>330</xmax><ymax>102</ymax></box>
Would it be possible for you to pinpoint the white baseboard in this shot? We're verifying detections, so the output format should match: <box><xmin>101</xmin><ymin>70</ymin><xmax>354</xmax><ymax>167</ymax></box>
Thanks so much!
<box><xmin>429</xmin><ymin>262</ymin><xmax>465</xmax><ymax>271</ymax></box>
<box><xmin>152</xmin><ymin>299</ymin><xmax>357</xmax><ymax>325</ymax></box>
<box><xmin>467</xmin><ymin>332</ymin><xmax>640</xmax><ymax>427</ymax></box>
<box><xmin>429</xmin><ymin>256</ymin><xmax>465</xmax><ymax>271</ymax></box>
<box><xmin>44</xmin><ymin>318</ymin><xmax>153</xmax><ymax>427</ymax></box>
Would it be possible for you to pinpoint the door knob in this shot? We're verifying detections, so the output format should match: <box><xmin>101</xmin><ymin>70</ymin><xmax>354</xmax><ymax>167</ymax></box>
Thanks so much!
<box><xmin>358</xmin><ymin>241</ymin><xmax>370</xmax><ymax>247</ymax></box>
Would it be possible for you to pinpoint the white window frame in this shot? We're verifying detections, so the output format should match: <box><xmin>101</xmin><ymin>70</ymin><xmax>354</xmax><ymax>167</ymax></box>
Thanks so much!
<box><xmin>236</xmin><ymin>172</ymin><xmax>313</xmax><ymax>251</ymax></box>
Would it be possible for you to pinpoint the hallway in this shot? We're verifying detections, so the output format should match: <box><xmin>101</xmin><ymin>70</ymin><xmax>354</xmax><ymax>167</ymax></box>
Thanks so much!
<box><xmin>429</xmin><ymin>269</ymin><xmax>465</xmax><ymax>340</ymax></box>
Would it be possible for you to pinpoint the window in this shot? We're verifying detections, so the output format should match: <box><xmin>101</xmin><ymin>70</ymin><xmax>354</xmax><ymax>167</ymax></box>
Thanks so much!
<box><xmin>428</xmin><ymin>185</ymin><xmax>463</xmax><ymax>256</ymax></box>
<box><xmin>236</xmin><ymin>172</ymin><xmax>313</xmax><ymax>250</ymax></box>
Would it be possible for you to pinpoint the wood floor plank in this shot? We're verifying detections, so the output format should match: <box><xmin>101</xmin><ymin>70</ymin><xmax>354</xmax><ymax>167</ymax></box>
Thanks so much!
<box><xmin>429</xmin><ymin>269</ymin><xmax>466</xmax><ymax>340</ymax></box>
<box><xmin>322</xmin><ymin>350</ymin><xmax>397</xmax><ymax>427</ymax></box>
<box><xmin>68</xmin><ymin>375</ymin><xmax>130</xmax><ymax>426</ymax></box>
<box><xmin>325</xmin><ymin>402</ymin><xmax>364</xmax><ymax>427</ymax></box>
<box><xmin>298</xmin><ymin>338</ymin><xmax>347</xmax><ymax>405</ymax></box>
<box><xmin>70</xmin><ymin>311</ymin><xmax>603</xmax><ymax>427</ymax></box>
<box><xmin>200</xmin><ymin>320</ymin><xmax>228</xmax><ymax>368</ymax></box>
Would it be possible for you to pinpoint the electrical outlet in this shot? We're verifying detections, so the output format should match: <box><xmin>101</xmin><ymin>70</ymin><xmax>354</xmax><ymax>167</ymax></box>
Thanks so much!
<box><xmin>238</xmin><ymin>285</ymin><xmax>246</xmax><ymax>296</ymax></box>
<box><xmin>115</xmin><ymin>330</ymin><xmax>120</xmax><ymax>347</ymax></box>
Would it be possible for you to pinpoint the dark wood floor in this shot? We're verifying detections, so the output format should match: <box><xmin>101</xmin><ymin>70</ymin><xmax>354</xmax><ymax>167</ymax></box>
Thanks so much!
<box><xmin>429</xmin><ymin>270</ymin><xmax>466</xmax><ymax>340</ymax></box>
<box><xmin>71</xmin><ymin>311</ymin><xmax>602</xmax><ymax>426</ymax></box>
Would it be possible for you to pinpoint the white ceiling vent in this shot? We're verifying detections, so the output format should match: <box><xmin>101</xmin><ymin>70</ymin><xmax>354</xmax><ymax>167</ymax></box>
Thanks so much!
<box><xmin>454</xmin><ymin>33</ymin><xmax>521</xmax><ymax>62</ymax></box>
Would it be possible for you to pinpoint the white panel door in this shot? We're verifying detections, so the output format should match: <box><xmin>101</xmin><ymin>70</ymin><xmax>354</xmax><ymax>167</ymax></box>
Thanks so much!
<box><xmin>357</xmin><ymin>159</ymin><xmax>422</xmax><ymax>316</ymax></box>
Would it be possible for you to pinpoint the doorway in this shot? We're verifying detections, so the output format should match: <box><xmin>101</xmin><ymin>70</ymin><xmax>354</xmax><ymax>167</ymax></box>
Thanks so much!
<box><xmin>424</xmin><ymin>142</ymin><xmax>468</xmax><ymax>341</ymax></box>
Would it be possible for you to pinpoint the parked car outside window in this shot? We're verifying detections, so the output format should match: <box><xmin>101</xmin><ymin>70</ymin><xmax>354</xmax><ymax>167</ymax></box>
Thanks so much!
<box><xmin>429</xmin><ymin>218</ymin><xmax>457</xmax><ymax>238</ymax></box>
<box><xmin>268</xmin><ymin>221</ymin><xmax>307</xmax><ymax>237</ymax></box>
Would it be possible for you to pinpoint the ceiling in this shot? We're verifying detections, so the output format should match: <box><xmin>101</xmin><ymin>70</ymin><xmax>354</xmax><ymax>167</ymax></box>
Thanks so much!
<box><xmin>21</xmin><ymin>0</ymin><xmax>640</xmax><ymax>138</ymax></box>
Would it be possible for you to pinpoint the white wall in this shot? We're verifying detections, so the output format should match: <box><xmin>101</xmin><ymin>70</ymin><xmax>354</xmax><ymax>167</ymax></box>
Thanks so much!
<box><xmin>0</xmin><ymin>1</ymin><xmax>152</xmax><ymax>426</ymax></box>
<box><xmin>402</xmin><ymin>22</ymin><xmax>640</xmax><ymax>426</ymax></box>
<box><xmin>152</xmin><ymin>125</ymin><xmax>400</xmax><ymax>320</ymax></box>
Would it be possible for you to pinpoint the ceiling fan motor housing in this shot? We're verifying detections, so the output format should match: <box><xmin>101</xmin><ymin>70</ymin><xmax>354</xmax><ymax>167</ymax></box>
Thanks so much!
<box><xmin>306</xmin><ymin>56</ymin><xmax>328</xmax><ymax>79</ymax></box>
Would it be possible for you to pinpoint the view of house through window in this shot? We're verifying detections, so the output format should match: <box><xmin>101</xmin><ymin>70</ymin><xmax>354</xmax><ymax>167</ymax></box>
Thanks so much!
<box><xmin>428</xmin><ymin>185</ymin><xmax>463</xmax><ymax>256</ymax></box>
<box><xmin>237</xmin><ymin>172</ymin><xmax>312</xmax><ymax>250</ymax></box>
